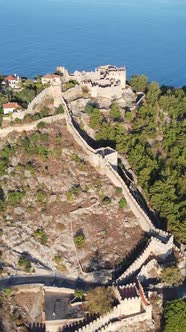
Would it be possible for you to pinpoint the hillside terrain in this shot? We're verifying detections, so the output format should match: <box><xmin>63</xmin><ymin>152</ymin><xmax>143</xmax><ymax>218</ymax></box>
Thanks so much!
<box><xmin>0</xmin><ymin>118</ymin><xmax>142</xmax><ymax>279</ymax></box>
<box><xmin>64</xmin><ymin>78</ymin><xmax>186</xmax><ymax>243</ymax></box>
<box><xmin>0</xmin><ymin>73</ymin><xmax>185</xmax><ymax>332</ymax></box>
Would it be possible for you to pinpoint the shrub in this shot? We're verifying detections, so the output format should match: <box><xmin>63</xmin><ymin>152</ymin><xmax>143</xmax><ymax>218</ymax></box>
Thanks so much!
<box><xmin>125</xmin><ymin>111</ymin><xmax>132</xmax><ymax>122</ymax></box>
<box><xmin>63</xmin><ymin>80</ymin><xmax>78</xmax><ymax>91</ymax></box>
<box><xmin>7</xmin><ymin>190</ymin><xmax>25</xmax><ymax>206</ymax></box>
<box><xmin>119</xmin><ymin>197</ymin><xmax>127</xmax><ymax>208</ymax></box>
<box><xmin>33</xmin><ymin>228</ymin><xmax>48</xmax><ymax>245</ymax></box>
<box><xmin>71</xmin><ymin>154</ymin><xmax>81</xmax><ymax>163</ymax></box>
<box><xmin>40</xmin><ymin>133</ymin><xmax>48</xmax><ymax>142</ymax></box>
<box><xmin>115</xmin><ymin>187</ymin><xmax>122</xmax><ymax>195</ymax></box>
<box><xmin>65</xmin><ymin>185</ymin><xmax>81</xmax><ymax>200</ymax></box>
<box><xmin>25</xmin><ymin>161</ymin><xmax>35</xmax><ymax>174</ymax></box>
<box><xmin>23</xmin><ymin>114</ymin><xmax>33</xmax><ymax>123</ymax></box>
<box><xmin>30</xmin><ymin>132</ymin><xmax>39</xmax><ymax>143</ymax></box>
<box><xmin>53</xmin><ymin>255</ymin><xmax>66</xmax><ymax>272</ymax></box>
<box><xmin>40</xmin><ymin>107</ymin><xmax>50</xmax><ymax>118</ymax></box>
<box><xmin>20</xmin><ymin>137</ymin><xmax>30</xmax><ymax>150</ymax></box>
<box><xmin>14</xmin><ymin>117</ymin><xmax>21</xmax><ymax>124</ymax></box>
<box><xmin>160</xmin><ymin>266</ymin><xmax>184</xmax><ymax>286</ymax></box>
<box><xmin>85</xmin><ymin>287</ymin><xmax>115</xmax><ymax>315</ymax></box>
<box><xmin>2</xmin><ymin>288</ymin><xmax>12</xmax><ymax>297</ymax></box>
<box><xmin>37</xmin><ymin>121</ymin><xmax>46</xmax><ymax>129</ymax></box>
<box><xmin>32</xmin><ymin>113</ymin><xmax>41</xmax><ymax>121</ymax></box>
<box><xmin>55</xmin><ymin>105</ymin><xmax>64</xmax><ymax>114</ymax></box>
<box><xmin>18</xmin><ymin>254</ymin><xmax>31</xmax><ymax>272</ymax></box>
<box><xmin>74</xmin><ymin>234</ymin><xmax>85</xmax><ymax>249</ymax></box>
<box><xmin>36</xmin><ymin>190</ymin><xmax>47</xmax><ymax>203</ymax></box>
<box><xmin>74</xmin><ymin>289</ymin><xmax>84</xmax><ymax>300</ymax></box>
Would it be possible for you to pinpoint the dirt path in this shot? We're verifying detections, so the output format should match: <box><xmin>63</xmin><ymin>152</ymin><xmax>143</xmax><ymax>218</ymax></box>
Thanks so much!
<box><xmin>0</xmin><ymin>114</ymin><xmax>65</xmax><ymax>138</ymax></box>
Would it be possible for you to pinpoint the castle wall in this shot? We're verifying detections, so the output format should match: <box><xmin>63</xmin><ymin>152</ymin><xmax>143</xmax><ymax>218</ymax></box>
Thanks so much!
<box><xmin>90</xmin><ymin>85</ymin><xmax>123</xmax><ymax>99</ymax></box>
<box><xmin>61</xmin><ymin>94</ymin><xmax>170</xmax><ymax>240</ymax></box>
<box><xmin>95</xmin><ymin>312</ymin><xmax>152</xmax><ymax>332</ymax></box>
<box><xmin>10</xmin><ymin>85</ymin><xmax>61</xmax><ymax>120</ymax></box>
<box><xmin>75</xmin><ymin>303</ymin><xmax>151</xmax><ymax>332</ymax></box>
<box><xmin>116</xmin><ymin>236</ymin><xmax>173</xmax><ymax>284</ymax></box>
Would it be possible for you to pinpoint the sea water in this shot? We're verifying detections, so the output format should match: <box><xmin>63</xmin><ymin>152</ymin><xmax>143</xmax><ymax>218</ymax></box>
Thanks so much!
<box><xmin>0</xmin><ymin>0</ymin><xmax>186</xmax><ymax>86</ymax></box>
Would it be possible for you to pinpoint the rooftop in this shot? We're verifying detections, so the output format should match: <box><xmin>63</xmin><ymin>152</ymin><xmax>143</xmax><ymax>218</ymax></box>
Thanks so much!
<box><xmin>4</xmin><ymin>75</ymin><xmax>17</xmax><ymax>81</ymax></box>
<box><xmin>3</xmin><ymin>102</ymin><xmax>21</xmax><ymax>109</ymax></box>
<box><xmin>43</xmin><ymin>74</ymin><xmax>60</xmax><ymax>79</ymax></box>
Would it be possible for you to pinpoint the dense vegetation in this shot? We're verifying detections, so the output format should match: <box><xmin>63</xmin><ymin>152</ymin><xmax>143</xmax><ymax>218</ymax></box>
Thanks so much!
<box><xmin>159</xmin><ymin>266</ymin><xmax>184</xmax><ymax>286</ymax></box>
<box><xmin>86</xmin><ymin>76</ymin><xmax>186</xmax><ymax>242</ymax></box>
<box><xmin>163</xmin><ymin>299</ymin><xmax>186</xmax><ymax>332</ymax></box>
<box><xmin>0</xmin><ymin>78</ymin><xmax>45</xmax><ymax>110</ymax></box>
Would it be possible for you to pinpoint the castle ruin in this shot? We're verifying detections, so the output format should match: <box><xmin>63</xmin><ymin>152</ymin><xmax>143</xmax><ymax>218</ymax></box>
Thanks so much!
<box><xmin>58</xmin><ymin>65</ymin><xmax>126</xmax><ymax>99</ymax></box>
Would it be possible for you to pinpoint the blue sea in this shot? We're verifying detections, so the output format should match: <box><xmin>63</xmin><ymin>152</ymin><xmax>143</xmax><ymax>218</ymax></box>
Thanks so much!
<box><xmin>0</xmin><ymin>0</ymin><xmax>186</xmax><ymax>86</ymax></box>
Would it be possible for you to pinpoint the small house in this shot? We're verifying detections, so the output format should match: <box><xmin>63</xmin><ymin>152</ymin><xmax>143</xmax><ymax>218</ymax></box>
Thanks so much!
<box><xmin>41</xmin><ymin>74</ymin><xmax>61</xmax><ymax>85</ymax></box>
<box><xmin>3</xmin><ymin>102</ymin><xmax>22</xmax><ymax>115</ymax></box>
<box><xmin>4</xmin><ymin>75</ymin><xmax>21</xmax><ymax>89</ymax></box>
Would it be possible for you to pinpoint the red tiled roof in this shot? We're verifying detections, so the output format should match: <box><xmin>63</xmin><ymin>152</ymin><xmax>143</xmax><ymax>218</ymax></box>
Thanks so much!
<box><xmin>3</xmin><ymin>102</ymin><xmax>20</xmax><ymax>109</ymax></box>
<box><xmin>4</xmin><ymin>75</ymin><xmax>17</xmax><ymax>81</ymax></box>
<box><xmin>135</xmin><ymin>279</ymin><xmax>149</xmax><ymax>306</ymax></box>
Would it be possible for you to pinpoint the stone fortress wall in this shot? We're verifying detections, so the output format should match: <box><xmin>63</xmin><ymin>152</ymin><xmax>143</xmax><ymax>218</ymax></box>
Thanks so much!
<box><xmin>10</xmin><ymin>85</ymin><xmax>61</xmax><ymax>120</ymax></box>
<box><xmin>58</xmin><ymin>90</ymin><xmax>176</xmax><ymax>332</ymax></box>
<box><xmin>115</xmin><ymin>236</ymin><xmax>173</xmax><ymax>284</ymax></box>
<box><xmin>61</xmin><ymin>93</ymin><xmax>169</xmax><ymax>240</ymax></box>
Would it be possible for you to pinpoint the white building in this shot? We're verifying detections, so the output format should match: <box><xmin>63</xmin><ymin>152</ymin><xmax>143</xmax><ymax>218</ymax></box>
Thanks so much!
<box><xmin>4</xmin><ymin>75</ymin><xmax>21</xmax><ymax>90</ymax></box>
<box><xmin>3</xmin><ymin>102</ymin><xmax>22</xmax><ymax>115</ymax></box>
<box><xmin>41</xmin><ymin>74</ymin><xmax>61</xmax><ymax>85</ymax></box>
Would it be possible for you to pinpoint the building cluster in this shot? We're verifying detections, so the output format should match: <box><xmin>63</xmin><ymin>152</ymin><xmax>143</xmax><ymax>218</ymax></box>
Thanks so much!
<box><xmin>0</xmin><ymin>65</ymin><xmax>127</xmax><ymax>115</ymax></box>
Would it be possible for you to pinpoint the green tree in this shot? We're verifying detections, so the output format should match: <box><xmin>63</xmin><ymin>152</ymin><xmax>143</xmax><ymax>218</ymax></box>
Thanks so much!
<box><xmin>89</xmin><ymin>108</ymin><xmax>101</xmax><ymax>129</ymax></box>
<box><xmin>160</xmin><ymin>266</ymin><xmax>184</xmax><ymax>286</ymax></box>
<box><xmin>110</xmin><ymin>102</ymin><xmax>121</xmax><ymax>121</ymax></box>
<box><xmin>85</xmin><ymin>287</ymin><xmax>115</xmax><ymax>315</ymax></box>
<box><xmin>18</xmin><ymin>254</ymin><xmax>31</xmax><ymax>272</ymax></box>
<box><xmin>146</xmin><ymin>81</ymin><xmax>161</xmax><ymax>105</ymax></box>
<box><xmin>163</xmin><ymin>299</ymin><xmax>186</xmax><ymax>332</ymax></box>
<box><xmin>129</xmin><ymin>74</ymin><xmax>148</xmax><ymax>92</ymax></box>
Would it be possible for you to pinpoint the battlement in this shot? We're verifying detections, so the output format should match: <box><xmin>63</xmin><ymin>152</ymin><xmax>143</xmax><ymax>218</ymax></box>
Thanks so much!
<box><xmin>116</xmin><ymin>236</ymin><xmax>174</xmax><ymax>284</ymax></box>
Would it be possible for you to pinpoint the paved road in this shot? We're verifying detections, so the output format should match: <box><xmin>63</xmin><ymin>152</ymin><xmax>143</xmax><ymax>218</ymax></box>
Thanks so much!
<box><xmin>0</xmin><ymin>273</ymin><xmax>102</xmax><ymax>291</ymax></box>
